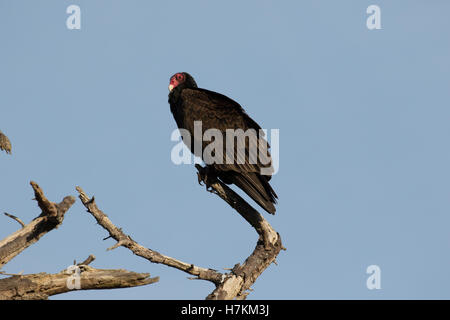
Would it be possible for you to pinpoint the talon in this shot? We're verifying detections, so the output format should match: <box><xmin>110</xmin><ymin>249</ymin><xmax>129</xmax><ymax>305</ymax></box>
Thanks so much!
<box><xmin>196</xmin><ymin>165</ymin><xmax>217</xmax><ymax>191</ymax></box>
<box><xmin>197</xmin><ymin>172</ymin><xmax>204</xmax><ymax>186</ymax></box>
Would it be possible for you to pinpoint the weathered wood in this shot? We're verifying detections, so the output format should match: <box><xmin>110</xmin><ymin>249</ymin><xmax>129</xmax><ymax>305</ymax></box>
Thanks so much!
<box><xmin>3</xmin><ymin>213</ymin><xmax>25</xmax><ymax>228</ymax></box>
<box><xmin>76</xmin><ymin>163</ymin><xmax>284</xmax><ymax>300</ymax></box>
<box><xmin>0</xmin><ymin>265</ymin><xmax>159</xmax><ymax>300</ymax></box>
<box><xmin>77</xmin><ymin>254</ymin><xmax>96</xmax><ymax>266</ymax></box>
<box><xmin>0</xmin><ymin>182</ymin><xmax>75</xmax><ymax>269</ymax></box>
<box><xmin>196</xmin><ymin>164</ymin><xmax>279</xmax><ymax>249</ymax></box>
<box><xmin>196</xmin><ymin>165</ymin><xmax>283</xmax><ymax>300</ymax></box>
<box><xmin>76</xmin><ymin>186</ymin><xmax>224</xmax><ymax>285</ymax></box>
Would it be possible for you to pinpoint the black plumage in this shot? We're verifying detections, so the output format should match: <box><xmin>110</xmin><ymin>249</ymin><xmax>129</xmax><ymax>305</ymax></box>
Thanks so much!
<box><xmin>168</xmin><ymin>72</ymin><xmax>278</xmax><ymax>214</ymax></box>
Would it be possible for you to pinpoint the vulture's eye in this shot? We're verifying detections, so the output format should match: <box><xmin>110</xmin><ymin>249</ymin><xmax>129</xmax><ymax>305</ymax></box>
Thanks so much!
<box><xmin>176</xmin><ymin>74</ymin><xmax>183</xmax><ymax>81</ymax></box>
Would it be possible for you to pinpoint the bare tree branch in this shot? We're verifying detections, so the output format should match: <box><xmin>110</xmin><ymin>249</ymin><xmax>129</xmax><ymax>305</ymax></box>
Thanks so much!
<box><xmin>76</xmin><ymin>164</ymin><xmax>284</xmax><ymax>300</ymax></box>
<box><xmin>3</xmin><ymin>212</ymin><xmax>25</xmax><ymax>228</ymax></box>
<box><xmin>195</xmin><ymin>165</ymin><xmax>283</xmax><ymax>300</ymax></box>
<box><xmin>0</xmin><ymin>182</ymin><xmax>157</xmax><ymax>300</ymax></box>
<box><xmin>0</xmin><ymin>264</ymin><xmax>159</xmax><ymax>300</ymax></box>
<box><xmin>77</xmin><ymin>254</ymin><xmax>96</xmax><ymax>266</ymax></box>
<box><xmin>0</xmin><ymin>130</ymin><xmax>11</xmax><ymax>155</ymax></box>
<box><xmin>0</xmin><ymin>182</ymin><xmax>76</xmax><ymax>269</ymax></box>
<box><xmin>195</xmin><ymin>164</ymin><xmax>279</xmax><ymax>249</ymax></box>
<box><xmin>76</xmin><ymin>186</ymin><xmax>224</xmax><ymax>285</ymax></box>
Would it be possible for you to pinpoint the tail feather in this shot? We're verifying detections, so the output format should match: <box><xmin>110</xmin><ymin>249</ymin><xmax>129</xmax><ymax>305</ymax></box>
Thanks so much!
<box><xmin>223</xmin><ymin>172</ymin><xmax>277</xmax><ymax>214</ymax></box>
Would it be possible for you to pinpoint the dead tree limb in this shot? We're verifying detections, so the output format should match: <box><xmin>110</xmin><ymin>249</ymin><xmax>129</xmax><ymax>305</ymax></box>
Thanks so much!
<box><xmin>0</xmin><ymin>264</ymin><xmax>159</xmax><ymax>300</ymax></box>
<box><xmin>77</xmin><ymin>254</ymin><xmax>96</xmax><ymax>266</ymax></box>
<box><xmin>0</xmin><ymin>184</ymin><xmax>158</xmax><ymax>300</ymax></box>
<box><xmin>0</xmin><ymin>182</ymin><xmax>76</xmax><ymax>269</ymax></box>
<box><xmin>195</xmin><ymin>165</ymin><xmax>283</xmax><ymax>300</ymax></box>
<box><xmin>76</xmin><ymin>164</ymin><xmax>284</xmax><ymax>300</ymax></box>
<box><xmin>76</xmin><ymin>186</ymin><xmax>224</xmax><ymax>285</ymax></box>
<box><xmin>3</xmin><ymin>213</ymin><xmax>25</xmax><ymax>228</ymax></box>
<box><xmin>0</xmin><ymin>130</ymin><xmax>11</xmax><ymax>154</ymax></box>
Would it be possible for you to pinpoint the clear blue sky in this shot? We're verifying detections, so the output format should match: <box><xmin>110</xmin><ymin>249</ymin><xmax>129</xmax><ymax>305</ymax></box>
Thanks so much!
<box><xmin>1</xmin><ymin>0</ymin><xmax>450</xmax><ymax>299</ymax></box>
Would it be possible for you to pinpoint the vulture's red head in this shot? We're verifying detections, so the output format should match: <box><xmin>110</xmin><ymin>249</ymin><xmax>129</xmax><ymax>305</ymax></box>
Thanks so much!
<box><xmin>168</xmin><ymin>72</ymin><xmax>197</xmax><ymax>92</ymax></box>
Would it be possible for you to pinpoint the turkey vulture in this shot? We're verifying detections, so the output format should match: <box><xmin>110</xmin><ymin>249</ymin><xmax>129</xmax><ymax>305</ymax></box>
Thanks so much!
<box><xmin>168</xmin><ymin>72</ymin><xmax>278</xmax><ymax>214</ymax></box>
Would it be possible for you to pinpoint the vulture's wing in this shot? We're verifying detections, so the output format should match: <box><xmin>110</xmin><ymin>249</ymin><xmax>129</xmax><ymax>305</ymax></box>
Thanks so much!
<box><xmin>180</xmin><ymin>88</ymin><xmax>273</xmax><ymax>175</ymax></box>
<box><xmin>180</xmin><ymin>88</ymin><xmax>277</xmax><ymax>214</ymax></box>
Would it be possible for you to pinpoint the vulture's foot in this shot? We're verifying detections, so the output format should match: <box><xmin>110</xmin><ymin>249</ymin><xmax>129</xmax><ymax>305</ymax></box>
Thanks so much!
<box><xmin>195</xmin><ymin>164</ymin><xmax>217</xmax><ymax>193</ymax></box>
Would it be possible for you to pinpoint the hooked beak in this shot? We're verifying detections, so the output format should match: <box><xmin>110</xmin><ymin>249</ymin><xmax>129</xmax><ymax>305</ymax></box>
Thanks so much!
<box><xmin>168</xmin><ymin>84</ymin><xmax>174</xmax><ymax>92</ymax></box>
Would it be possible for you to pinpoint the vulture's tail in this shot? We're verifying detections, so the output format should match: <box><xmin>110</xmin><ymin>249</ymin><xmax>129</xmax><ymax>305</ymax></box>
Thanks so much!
<box><xmin>225</xmin><ymin>171</ymin><xmax>278</xmax><ymax>214</ymax></box>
